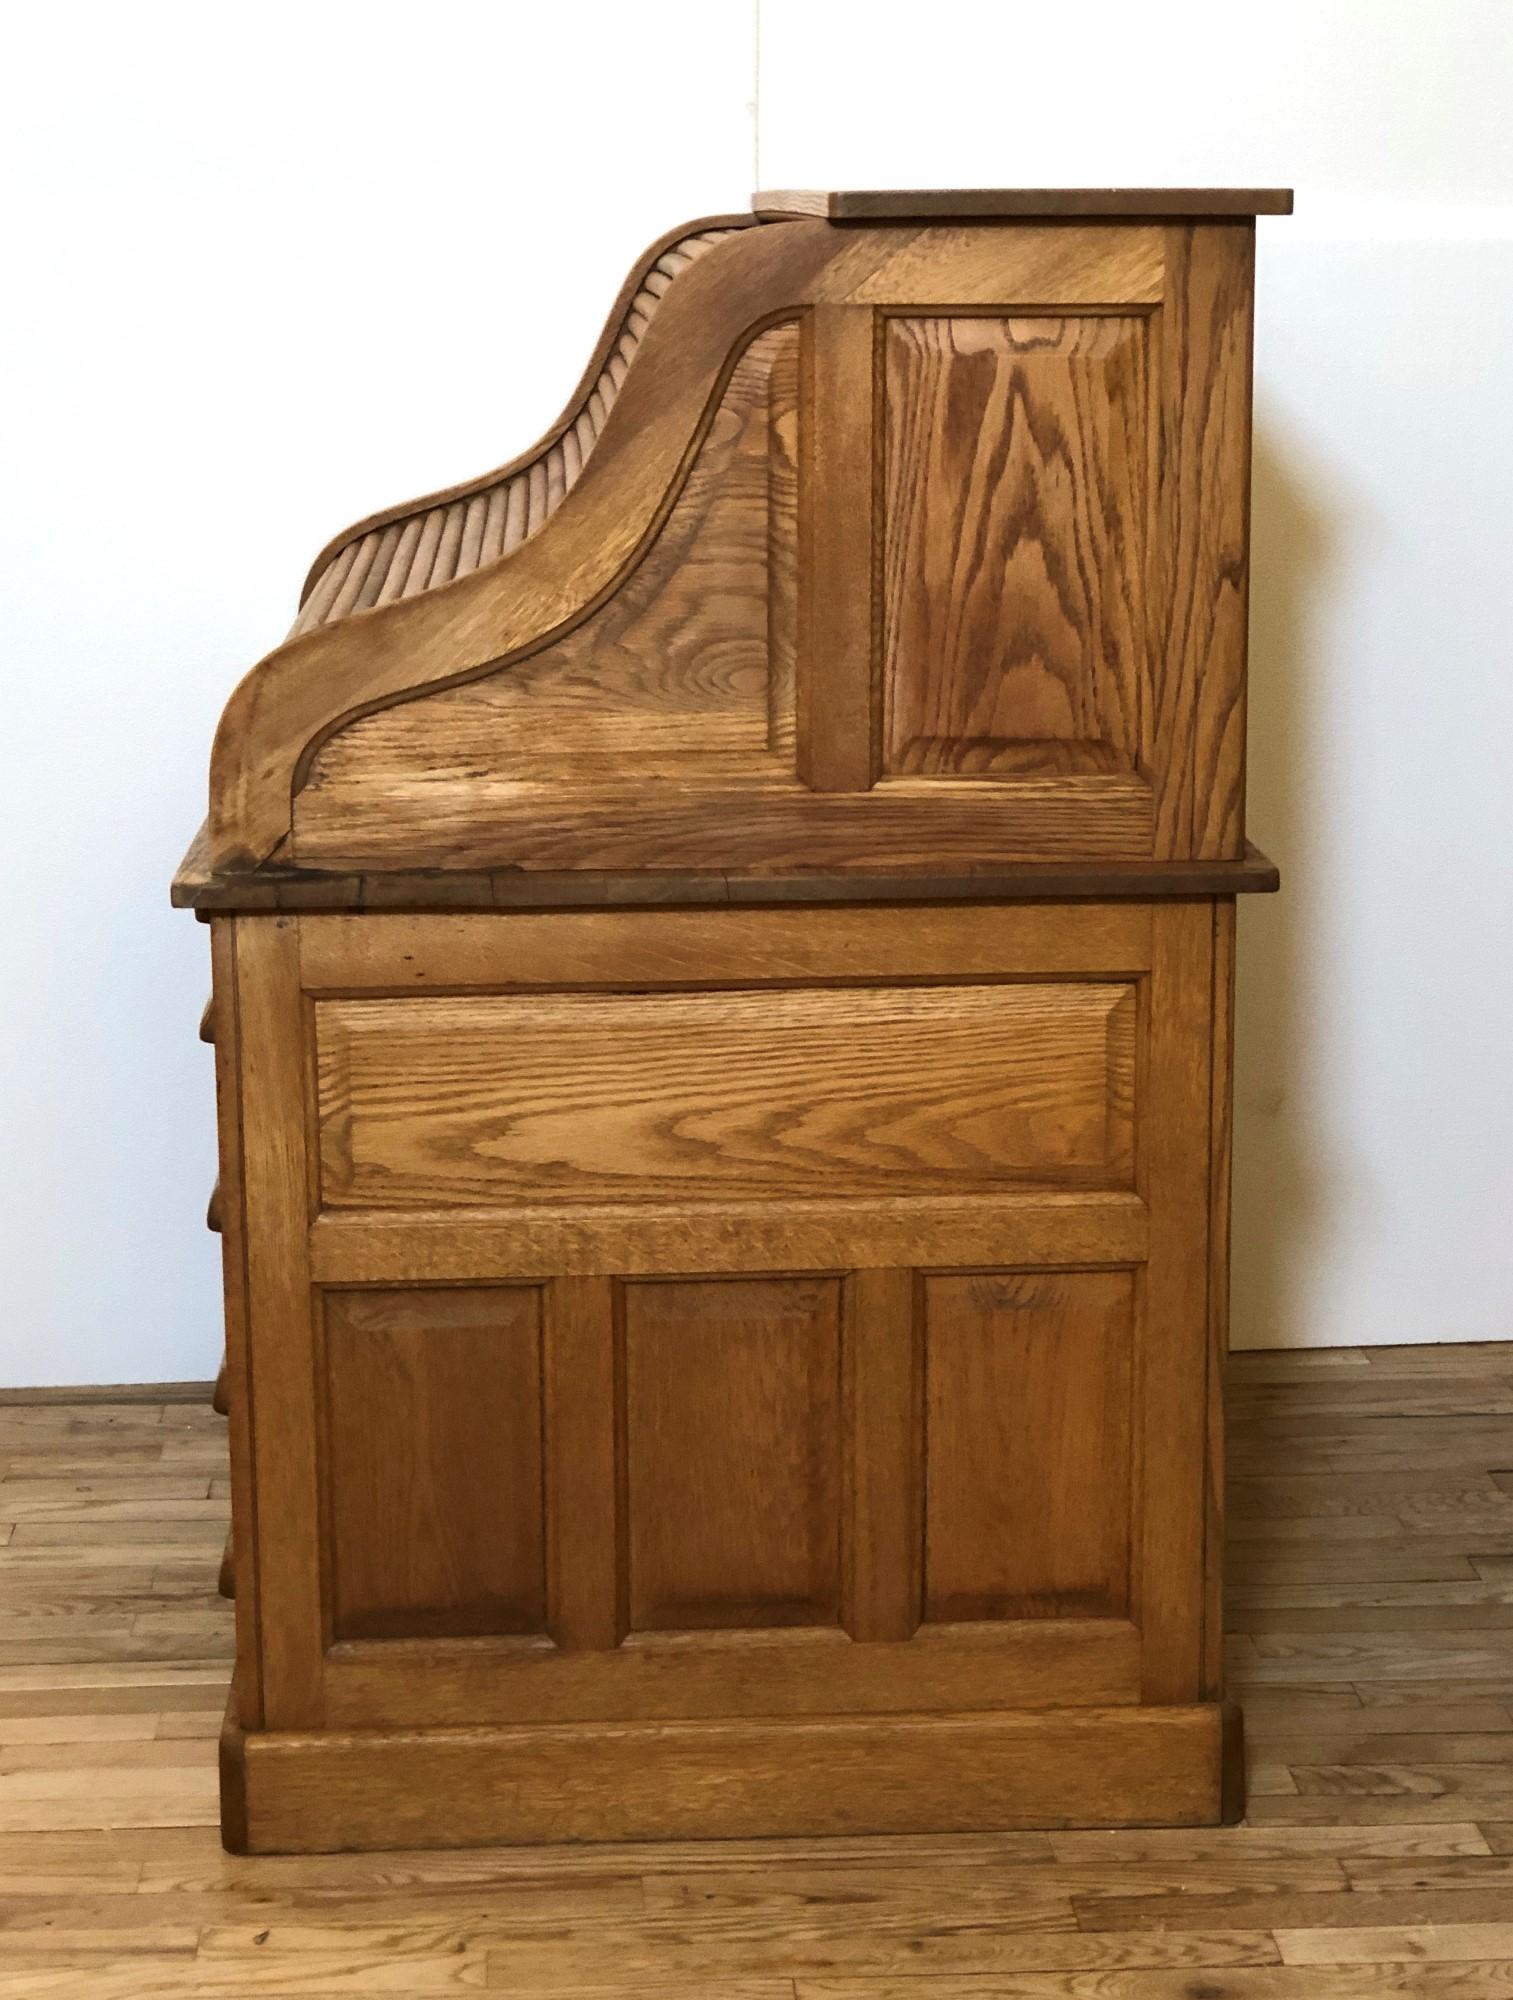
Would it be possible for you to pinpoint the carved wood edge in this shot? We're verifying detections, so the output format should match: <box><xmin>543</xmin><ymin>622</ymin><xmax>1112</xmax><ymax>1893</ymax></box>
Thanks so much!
<box><xmin>173</xmin><ymin>826</ymin><xmax>1280</xmax><ymax>914</ymax></box>
<box><xmin>295</xmin><ymin>212</ymin><xmax>760</xmax><ymax>607</ymax></box>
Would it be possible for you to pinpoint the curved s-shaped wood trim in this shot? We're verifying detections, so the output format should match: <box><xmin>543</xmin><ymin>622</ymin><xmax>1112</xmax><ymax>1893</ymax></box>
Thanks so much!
<box><xmin>209</xmin><ymin>222</ymin><xmax>848</xmax><ymax>868</ymax></box>
<box><xmin>293</xmin><ymin>215</ymin><xmax>754</xmax><ymax>620</ymax></box>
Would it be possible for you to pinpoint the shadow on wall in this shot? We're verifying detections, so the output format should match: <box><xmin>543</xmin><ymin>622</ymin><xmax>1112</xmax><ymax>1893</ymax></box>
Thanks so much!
<box><xmin>1230</xmin><ymin>422</ymin><xmax>1336</xmax><ymax>1351</ymax></box>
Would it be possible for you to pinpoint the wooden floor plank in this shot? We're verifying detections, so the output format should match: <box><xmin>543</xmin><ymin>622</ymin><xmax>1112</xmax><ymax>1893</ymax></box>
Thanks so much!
<box><xmin>0</xmin><ymin>1342</ymin><xmax>1509</xmax><ymax>1995</ymax></box>
<box><xmin>798</xmin><ymin>1972</ymin><xmax>1513</xmax><ymax>1998</ymax></box>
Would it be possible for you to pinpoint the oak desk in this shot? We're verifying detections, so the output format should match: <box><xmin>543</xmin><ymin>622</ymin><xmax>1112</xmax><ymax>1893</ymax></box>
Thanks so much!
<box><xmin>177</xmin><ymin>186</ymin><xmax>1289</xmax><ymax>1852</ymax></box>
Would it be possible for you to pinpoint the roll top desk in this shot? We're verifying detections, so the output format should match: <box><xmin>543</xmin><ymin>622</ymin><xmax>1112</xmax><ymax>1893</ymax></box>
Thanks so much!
<box><xmin>176</xmin><ymin>185</ymin><xmax>1289</xmax><ymax>1853</ymax></box>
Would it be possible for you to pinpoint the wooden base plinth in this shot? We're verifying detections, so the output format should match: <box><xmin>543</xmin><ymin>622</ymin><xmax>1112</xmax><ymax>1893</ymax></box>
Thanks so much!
<box><xmin>221</xmin><ymin>1699</ymin><xmax>1243</xmax><ymax>1854</ymax></box>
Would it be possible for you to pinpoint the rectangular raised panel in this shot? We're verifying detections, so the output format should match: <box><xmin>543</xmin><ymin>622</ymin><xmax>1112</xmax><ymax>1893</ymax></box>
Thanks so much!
<box><xmin>922</xmin><ymin>1269</ymin><xmax>1134</xmax><ymax>1623</ymax></box>
<box><xmin>882</xmin><ymin>316</ymin><xmax>1147</xmax><ymax>779</ymax></box>
<box><xmin>620</xmin><ymin>1276</ymin><xmax>842</xmax><ymax>1630</ymax></box>
<box><xmin>322</xmin><ymin>1286</ymin><xmax>546</xmax><ymax>1640</ymax></box>
<box><xmin>315</xmin><ymin>983</ymin><xmax>1137</xmax><ymax>1210</ymax></box>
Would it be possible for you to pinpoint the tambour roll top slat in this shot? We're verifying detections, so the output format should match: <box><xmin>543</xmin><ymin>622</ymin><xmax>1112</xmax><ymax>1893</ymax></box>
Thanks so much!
<box><xmin>287</xmin><ymin>224</ymin><xmax>744</xmax><ymax>638</ymax></box>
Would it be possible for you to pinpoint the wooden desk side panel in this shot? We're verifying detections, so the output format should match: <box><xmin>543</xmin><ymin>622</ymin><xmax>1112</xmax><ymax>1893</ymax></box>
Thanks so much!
<box><xmin>218</xmin><ymin>902</ymin><xmax>1227</xmax><ymax>1836</ymax></box>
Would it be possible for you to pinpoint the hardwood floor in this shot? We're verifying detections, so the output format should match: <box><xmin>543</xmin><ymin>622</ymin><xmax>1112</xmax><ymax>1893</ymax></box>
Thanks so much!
<box><xmin>2</xmin><ymin>1342</ymin><xmax>1512</xmax><ymax>1995</ymax></box>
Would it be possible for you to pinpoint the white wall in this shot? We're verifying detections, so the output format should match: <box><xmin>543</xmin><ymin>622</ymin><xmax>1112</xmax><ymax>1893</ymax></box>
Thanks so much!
<box><xmin>755</xmin><ymin>0</ymin><xmax>1513</xmax><ymax>1349</ymax></box>
<box><xmin>0</xmin><ymin>2</ymin><xmax>757</xmax><ymax>1387</ymax></box>
<box><xmin>1</xmin><ymin>1</ymin><xmax>1508</xmax><ymax>1380</ymax></box>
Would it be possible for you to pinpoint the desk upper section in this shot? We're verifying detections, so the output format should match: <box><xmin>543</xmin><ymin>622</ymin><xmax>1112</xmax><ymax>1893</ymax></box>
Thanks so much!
<box><xmin>193</xmin><ymin>193</ymin><xmax>1290</xmax><ymax>898</ymax></box>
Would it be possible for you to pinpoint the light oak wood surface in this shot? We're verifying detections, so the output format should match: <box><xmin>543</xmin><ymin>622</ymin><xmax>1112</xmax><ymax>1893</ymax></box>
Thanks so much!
<box><xmin>313</xmin><ymin>979</ymin><xmax>1138</xmax><ymax>1208</ymax></box>
<box><xmin>2</xmin><ymin>1342</ymin><xmax>1511</xmax><ymax>1994</ymax></box>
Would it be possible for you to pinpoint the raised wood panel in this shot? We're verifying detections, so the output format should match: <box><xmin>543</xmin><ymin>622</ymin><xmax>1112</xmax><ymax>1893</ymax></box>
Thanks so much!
<box><xmin>922</xmin><ymin>1269</ymin><xmax>1135</xmax><ymax>1624</ymax></box>
<box><xmin>314</xmin><ymin>982</ymin><xmax>1138</xmax><ymax>1210</ymax></box>
<box><xmin>321</xmin><ymin>1285</ymin><xmax>546</xmax><ymax>1641</ymax></box>
<box><xmin>620</xmin><ymin>1276</ymin><xmax>842</xmax><ymax>1630</ymax></box>
<box><xmin>882</xmin><ymin>315</ymin><xmax>1147</xmax><ymax>779</ymax></box>
<box><xmin>298</xmin><ymin>324</ymin><xmax>797</xmax><ymax>820</ymax></box>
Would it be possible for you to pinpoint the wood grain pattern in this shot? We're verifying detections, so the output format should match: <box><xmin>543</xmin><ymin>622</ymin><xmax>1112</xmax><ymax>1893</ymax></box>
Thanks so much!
<box><xmin>1148</xmin><ymin>223</ymin><xmax>1256</xmax><ymax>857</ymax></box>
<box><xmin>322</xmin><ymin>1619</ymin><xmax>1139</xmax><ymax>1730</ymax></box>
<box><xmin>796</xmin><ymin>305</ymin><xmax>878</xmax><ymax>790</ymax></box>
<box><xmin>843</xmin><ymin>1268</ymin><xmax>922</xmax><ymax>1643</ymax></box>
<box><xmin>882</xmin><ymin>316</ymin><xmax>1147</xmax><ymax>778</ymax></box>
<box><xmin>922</xmin><ymin>1269</ymin><xmax>1135</xmax><ymax>1623</ymax></box>
<box><xmin>1137</xmin><ymin>899</ymin><xmax>1218</xmax><ymax>1700</ymax></box>
<box><xmin>175</xmin><ymin>838</ymin><xmax>1280</xmax><ymax>915</ymax></box>
<box><xmin>543</xmin><ymin>1276</ymin><xmax>619</xmax><ymax>1652</ymax></box>
<box><xmin>620</xmin><ymin>1277</ymin><xmax>843</xmax><ymax>1631</ymax></box>
<box><xmin>314</xmin><ymin>982</ymin><xmax>1138</xmax><ymax>1209</ymax></box>
<box><xmin>225</xmin><ymin>917</ymin><xmax>323</xmax><ymax>1730</ymax></box>
<box><xmin>309</xmin><ymin>1191</ymin><xmax>1151</xmax><ymax>1288</ymax></box>
<box><xmin>301</xmin><ymin>326</ymin><xmax>797</xmax><ymax>817</ymax></box>
<box><xmin>1204</xmin><ymin>899</ymin><xmax>1238</xmax><ymax>1699</ymax></box>
<box><xmin>321</xmin><ymin>1286</ymin><xmax>546</xmax><ymax>1641</ymax></box>
<box><xmin>290</xmin><ymin>770</ymin><xmax>1156</xmax><ymax>873</ymax></box>
<box><xmin>295</xmin><ymin>900</ymin><xmax>1156</xmax><ymax>989</ymax></box>
<box><xmin>230</xmin><ymin>1702</ymin><xmax>1226</xmax><ymax>1850</ymax></box>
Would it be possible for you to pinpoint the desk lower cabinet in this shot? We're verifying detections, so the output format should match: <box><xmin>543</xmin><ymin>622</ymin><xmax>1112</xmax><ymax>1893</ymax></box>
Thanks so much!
<box><xmin>207</xmin><ymin>894</ymin><xmax>1240</xmax><ymax>1852</ymax></box>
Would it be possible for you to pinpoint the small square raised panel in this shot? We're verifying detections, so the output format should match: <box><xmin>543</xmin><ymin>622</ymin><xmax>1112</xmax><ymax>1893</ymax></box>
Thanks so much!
<box><xmin>922</xmin><ymin>1268</ymin><xmax>1135</xmax><ymax>1623</ymax></box>
<box><xmin>619</xmin><ymin>1275</ymin><xmax>843</xmax><ymax>1631</ymax></box>
<box><xmin>321</xmin><ymin>1285</ymin><xmax>546</xmax><ymax>1641</ymax></box>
